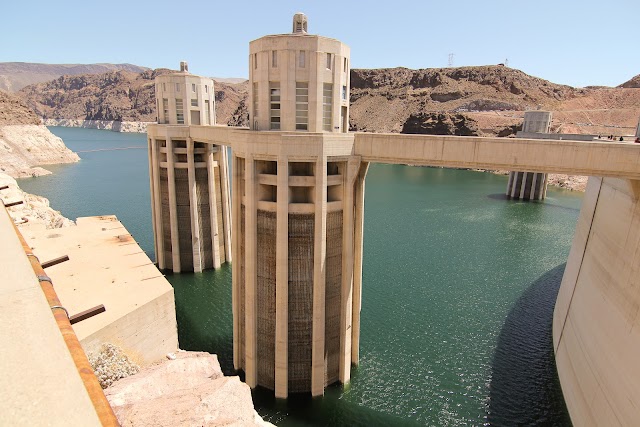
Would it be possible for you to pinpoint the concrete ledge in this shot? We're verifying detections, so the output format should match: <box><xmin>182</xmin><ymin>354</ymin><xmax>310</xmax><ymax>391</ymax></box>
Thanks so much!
<box><xmin>21</xmin><ymin>215</ymin><xmax>179</xmax><ymax>367</ymax></box>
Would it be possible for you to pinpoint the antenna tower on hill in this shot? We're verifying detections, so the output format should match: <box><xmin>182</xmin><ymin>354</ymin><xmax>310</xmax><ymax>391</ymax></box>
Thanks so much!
<box><xmin>505</xmin><ymin>58</ymin><xmax>509</xmax><ymax>67</ymax></box>
<box><xmin>448</xmin><ymin>53</ymin><xmax>455</xmax><ymax>67</ymax></box>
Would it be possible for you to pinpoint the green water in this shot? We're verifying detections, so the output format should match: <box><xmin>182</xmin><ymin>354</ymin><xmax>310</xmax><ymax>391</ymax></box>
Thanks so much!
<box><xmin>21</xmin><ymin>127</ymin><xmax>580</xmax><ymax>426</ymax></box>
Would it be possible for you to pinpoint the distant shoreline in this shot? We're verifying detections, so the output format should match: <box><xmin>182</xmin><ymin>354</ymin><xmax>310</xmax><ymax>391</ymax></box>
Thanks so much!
<box><xmin>43</xmin><ymin>119</ymin><xmax>150</xmax><ymax>133</ymax></box>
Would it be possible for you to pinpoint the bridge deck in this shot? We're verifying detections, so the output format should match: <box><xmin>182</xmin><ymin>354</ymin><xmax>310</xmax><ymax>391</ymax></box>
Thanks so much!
<box><xmin>149</xmin><ymin>125</ymin><xmax>640</xmax><ymax>179</ymax></box>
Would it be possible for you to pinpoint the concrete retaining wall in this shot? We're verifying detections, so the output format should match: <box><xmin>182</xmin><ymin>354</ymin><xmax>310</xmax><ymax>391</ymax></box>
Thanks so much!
<box><xmin>554</xmin><ymin>177</ymin><xmax>640</xmax><ymax>426</ymax></box>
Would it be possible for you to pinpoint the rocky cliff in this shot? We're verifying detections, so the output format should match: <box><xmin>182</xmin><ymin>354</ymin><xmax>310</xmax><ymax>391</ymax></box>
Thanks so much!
<box><xmin>0</xmin><ymin>62</ymin><xmax>148</xmax><ymax>92</ymax></box>
<box><xmin>619</xmin><ymin>74</ymin><xmax>640</xmax><ymax>89</ymax></box>
<box><xmin>19</xmin><ymin>69</ymin><xmax>249</xmax><ymax>130</ymax></box>
<box><xmin>18</xmin><ymin>65</ymin><xmax>640</xmax><ymax>137</ymax></box>
<box><xmin>104</xmin><ymin>351</ymin><xmax>272</xmax><ymax>426</ymax></box>
<box><xmin>0</xmin><ymin>90</ymin><xmax>79</xmax><ymax>177</ymax></box>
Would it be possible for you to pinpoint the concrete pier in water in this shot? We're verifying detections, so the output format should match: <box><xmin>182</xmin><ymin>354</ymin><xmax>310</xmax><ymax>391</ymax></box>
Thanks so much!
<box><xmin>505</xmin><ymin>111</ymin><xmax>551</xmax><ymax>200</ymax></box>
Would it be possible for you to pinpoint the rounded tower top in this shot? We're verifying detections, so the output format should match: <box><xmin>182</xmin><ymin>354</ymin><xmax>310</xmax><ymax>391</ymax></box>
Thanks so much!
<box><xmin>292</xmin><ymin>13</ymin><xmax>308</xmax><ymax>34</ymax></box>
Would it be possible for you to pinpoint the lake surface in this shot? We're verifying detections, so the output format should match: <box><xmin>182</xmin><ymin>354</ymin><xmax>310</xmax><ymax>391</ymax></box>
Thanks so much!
<box><xmin>21</xmin><ymin>127</ymin><xmax>581</xmax><ymax>426</ymax></box>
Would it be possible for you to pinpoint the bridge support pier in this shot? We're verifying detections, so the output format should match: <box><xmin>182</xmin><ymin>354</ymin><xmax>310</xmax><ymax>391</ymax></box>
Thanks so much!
<box><xmin>506</xmin><ymin>171</ymin><xmax>548</xmax><ymax>200</ymax></box>
<box><xmin>506</xmin><ymin>111</ymin><xmax>552</xmax><ymax>201</ymax></box>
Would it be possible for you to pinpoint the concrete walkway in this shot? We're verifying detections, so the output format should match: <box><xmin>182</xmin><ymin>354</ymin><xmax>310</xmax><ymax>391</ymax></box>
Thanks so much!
<box><xmin>0</xmin><ymin>205</ymin><xmax>101</xmax><ymax>426</ymax></box>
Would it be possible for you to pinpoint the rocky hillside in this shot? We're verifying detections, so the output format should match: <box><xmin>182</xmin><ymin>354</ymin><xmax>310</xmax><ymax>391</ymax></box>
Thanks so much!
<box><xmin>20</xmin><ymin>69</ymin><xmax>167</xmax><ymax>122</ymax></box>
<box><xmin>19</xmin><ymin>69</ymin><xmax>248</xmax><ymax>127</ymax></box>
<box><xmin>0</xmin><ymin>90</ymin><xmax>41</xmax><ymax>125</ymax></box>
<box><xmin>619</xmin><ymin>74</ymin><xmax>640</xmax><ymax>89</ymax></box>
<box><xmin>0</xmin><ymin>62</ymin><xmax>148</xmax><ymax>92</ymax></box>
<box><xmin>349</xmin><ymin>66</ymin><xmax>579</xmax><ymax>134</ymax></box>
<box><xmin>16</xmin><ymin>65</ymin><xmax>640</xmax><ymax>137</ymax></box>
<box><xmin>0</xmin><ymin>90</ymin><xmax>79</xmax><ymax>177</ymax></box>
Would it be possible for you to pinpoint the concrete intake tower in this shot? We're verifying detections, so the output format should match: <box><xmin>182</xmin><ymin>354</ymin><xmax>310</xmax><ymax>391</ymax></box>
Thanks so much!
<box><xmin>148</xmin><ymin>63</ymin><xmax>232</xmax><ymax>273</ymax></box>
<box><xmin>232</xmin><ymin>14</ymin><xmax>366</xmax><ymax>398</ymax></box>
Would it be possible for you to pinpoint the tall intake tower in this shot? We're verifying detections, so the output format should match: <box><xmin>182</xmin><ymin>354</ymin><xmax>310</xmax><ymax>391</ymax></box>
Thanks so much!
<box><xmin>232</xmin><ymin>13</ymin><xmax>367</xmax><ymax>398</ymax></box>
<box><xmin>148</xmin><ymin>63</ymin><xmax>231</xmax><ymax>272</ymax></box>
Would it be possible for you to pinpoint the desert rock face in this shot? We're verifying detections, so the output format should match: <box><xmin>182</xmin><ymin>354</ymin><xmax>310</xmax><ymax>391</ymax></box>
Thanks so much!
<box><xmin>104</xmin><ymin>351</ymin><xmax>272</xmax><ymax>427</ymax></box>
<box><xmin>0</xmin><ymin>125</ymin><xmax>79</xmax><ymax>178</ymax></box>
<box><xmin>402</xmin><ymin>112</ymin><xmax>479</xmax><ymax>136</ymax></box>
<box><xmin>0</xmin><ymin>62</ymin><xmax>148</xmax><ymax>92</ymax></box>
<box><xmin>16</xmin><ymin>65</ymin><xmax>640</xmax><ymax>137</ymax></box>
<box><xmin>19</xmin><ymin>69</ymin><xmax>250</xmax><ymax>128</ymax></box>
<box><xmin>619</xmin><ymin>74</ymin><xmax>640</xmax><ymax>89</ymax></box>
<box><xmin>0</xmin><ymin>90</ymin><xmax>79</xmax><ymax>177</ymax></box>
<box><xmin>19</xmin><ymin>69</ymin><xmax>167</xmax><ymax>123</ymax></box>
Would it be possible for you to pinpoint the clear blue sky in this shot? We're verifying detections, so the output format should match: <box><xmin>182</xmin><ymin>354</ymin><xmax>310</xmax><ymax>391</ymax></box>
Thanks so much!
<box><xmin>3</xmin><ymin>0</ymin><xmax>638</xmax><ymax>87</ymax></box>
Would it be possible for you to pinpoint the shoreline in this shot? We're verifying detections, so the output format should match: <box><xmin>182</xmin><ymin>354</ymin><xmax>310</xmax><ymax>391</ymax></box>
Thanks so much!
<box><xmin>43</xmin><ymin>119</ymin><xmax>150</xmax><ymax>133</ymax></box>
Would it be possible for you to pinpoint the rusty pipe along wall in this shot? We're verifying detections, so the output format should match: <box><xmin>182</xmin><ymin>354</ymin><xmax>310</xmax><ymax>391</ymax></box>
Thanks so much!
<box><xmin>10</xmin><ymin>220</ymin><xmax>119</xmax><ymax>426</ymax></box>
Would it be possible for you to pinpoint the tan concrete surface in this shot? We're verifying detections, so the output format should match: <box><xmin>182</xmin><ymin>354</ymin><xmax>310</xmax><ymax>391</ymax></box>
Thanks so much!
<box><xmin>553</xmin><ymin>177</ymin><xmax>640</xmax><ymax>426</ymax></box>
<box><xmin>0</xmin><ymin>206</ymin><xmax>101</xmax><ymax>426</ymax></box>
<box><xmin>20</xmin><ymin>215</ymin><xmax>178</xmax><ymax>367</ymax></box>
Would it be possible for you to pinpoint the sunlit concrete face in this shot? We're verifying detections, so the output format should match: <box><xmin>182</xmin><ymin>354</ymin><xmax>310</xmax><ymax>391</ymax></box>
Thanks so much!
<box><xmin>148</xmin><ymin>64</ymin><xmax>232</xmax><ymax>273</ymax></box>
<box><xmin>235</xmin><ymin>14</ymin><xmax>363</xmax><ymax>398</ymax></box>
<box><xmin>248</xmin><ymin>19</ymin><xmax>350</xmax><ymax>133</ymax></box>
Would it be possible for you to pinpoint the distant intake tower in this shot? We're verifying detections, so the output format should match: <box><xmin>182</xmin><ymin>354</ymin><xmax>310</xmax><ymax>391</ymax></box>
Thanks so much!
<box><xmin>148</xmin><ymin>63</ymin><xmax>231</xmax><ymax>272</ymax></box>
<box><xmin>505</xmin><ymin>111</ymin><xmax>552</xmax><ymax>200</ymax></box>
<box><xmin>232</xmin><ymin>13</ymin><xmax>365</xmax><ymax>398</ymax></box>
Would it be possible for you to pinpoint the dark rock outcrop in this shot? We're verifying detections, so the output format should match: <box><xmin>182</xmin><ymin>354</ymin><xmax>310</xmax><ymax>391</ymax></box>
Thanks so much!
<box><xmin>401</xmin><ymin>113</ymin><xmax>479</xmax><ymax>136</ymax></box>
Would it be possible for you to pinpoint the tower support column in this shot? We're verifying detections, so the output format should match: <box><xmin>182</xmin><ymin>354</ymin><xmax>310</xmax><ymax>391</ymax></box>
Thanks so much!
<box><xmin>150</xmin><ymin>138</ymin><xmax>165</xmax><ymax>269</ymax></box>
<box><xmin>232</xmin><ymin>153</ymin><xmax>242</xmax><ymax>370</ymax></box>
<box><xmin>220</xmin><ymin>146</ymin><xmax>232</xmax><ymax>262</ymax></box>
<box><xmin>275</xmin><ymin>156</ymin><xmax>289</xmax><ymax>398</ymax></box>
<box><xmin>207</xmin><ymin>145</ymin><xmax>222</xmax><ymax>269</ymax></box>
<box><xmin>244</xmin><ymin>155</ymin><xmax>258</xmax><ymax>388</ymax></box>
<box><xmin>166</xmin><ymin>137</ymin><xmax>181</xmax><ymax>273</ymax></box>
<box><xmin>352</xmin><ymin>162</ymin><xmax>369</xmax><ymax>365</ymax></box>
<box><xmin>311</xmin><ymin>157</ymin><xmax>327</xmax><ymax>397</ymax></box>
<box><xmin>187</xmin><ymin>138</ymin><xmax>203</xmax><ymax>272</ymax></box>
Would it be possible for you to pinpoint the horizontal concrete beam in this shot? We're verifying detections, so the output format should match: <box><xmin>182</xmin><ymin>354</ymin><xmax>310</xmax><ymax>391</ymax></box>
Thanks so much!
<box><xmin>354</xmin><ymin>133</ymin><xmax>640</xmax><ymax>179</ymax></box>
<box><xmin>148</xmin><ymin>125</ymin><xmax>640</xmax><ymax>179</ymax></box>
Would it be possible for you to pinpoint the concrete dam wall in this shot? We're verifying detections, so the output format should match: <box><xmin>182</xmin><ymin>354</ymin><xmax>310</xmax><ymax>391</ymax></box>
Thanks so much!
<box><xmin>554</xmin><ymin>177</ymin><xmax>640</xmax><ymax>426</ymax></box>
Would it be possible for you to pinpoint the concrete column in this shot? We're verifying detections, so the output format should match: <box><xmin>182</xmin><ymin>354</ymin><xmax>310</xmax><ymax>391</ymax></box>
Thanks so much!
<box><xmin>352</xmin><ymin>162</ymin><xmax>369</xmax><ymax>365</ymax></box>
<box><xmin>510</xmin><ymin>172</ymin><xmax>519</xmax><ymax>199</ymax></box>
<box><xmin>220</xmin><ymin>146</ymin><xmax>232</xmax><ymax>263</ymax></box>
<box><xmin>150</xmin><ymin>138</ymin><xmax>165</xmax><ymax>269</ymax></box>
<box><xmin>542</xmin><ymin>173</ymin><xmax>549</xmax><ymax>199</ymax></box>
<box><xmin>244</xmin><ymin>154</ymin><xmax>258</xmax><ymax>388</ymax></box>
<box><xmin>519</xmin><ymin>172</ymin><xmax>528</xmax><ymax>199</ymax></box>
<box><xmin>166</xmin><ymin>138</ymin><xmax>181</xmax><ymax>273</ymax></box>
<box><xmin>147</xmin><ymin>138</ymin><xmax>157</xmax><ymax>262</ymax></box>
<box><xmin>311</xmin><ymin>157</ymin><xmax>327</xmax><ymax>396</ymax></box>
<box><xmin>506</xmin><ymin>172</ymin><xmax>514</xmax><ymax>197</ymax></box>
<box><xmin>339</xmin><ymin>159</ymin><xmax>359</xmax><ymax>383</ymax></box>
<box><xmin>187</xmin><ymin>138</ymin><xmax>203</xmax><ymax>272</ymax></box>
<box><xmin>232</xmin><ymin>153</ymin><xmax>241</xmax><ymax>370</ymax></box>
<box><xmin>531</xmin><ymin>173</ymin><xmax>539</xmax><ymax>200</ymax></box>
<box><xmin>207</xmin><ymin>146</ymin><xmax>221</xmax><ymax>269</ymax></box>
<box><xmin>275</xmin><ymin>156</ymin><xmax>289</xmax><ymax>399</ymax></box>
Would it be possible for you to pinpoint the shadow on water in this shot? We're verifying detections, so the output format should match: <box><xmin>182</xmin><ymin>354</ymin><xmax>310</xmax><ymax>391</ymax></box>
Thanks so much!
<box><xmin>486</xmin><ymin>263</ymin><xmax>572</xmax><ymax>426</ymax></box>
<box><xmin>252</xmin><ymin>384</ymin><xmax>423</xmax><ymax>427</ymax></box>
